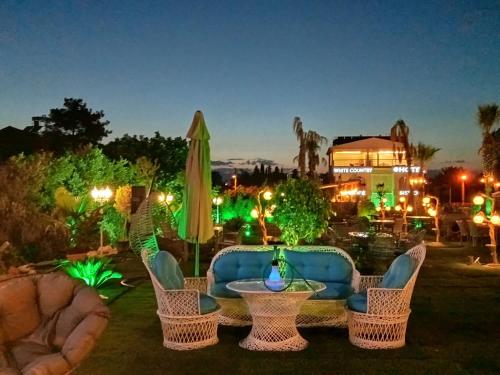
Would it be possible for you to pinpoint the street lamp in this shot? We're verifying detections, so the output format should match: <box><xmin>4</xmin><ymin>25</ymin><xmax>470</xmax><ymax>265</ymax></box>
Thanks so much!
<box><xmin>460</xmin><ymin>174</ymin><xmax>467</xmax><ymax>206</ymax></box>
<box><xmin>231</xmin><ymin>174</ymin><xmax>238</xmax><ymax>191</ymax></box>
<box><xmin>212</xmin><ymin>196</ymin><xmax>223</xmax><ymax>224</ymax></box>
<box><xmin>423</xmin><ymin>195</ymin><xmax>440</xmax><ymax>243</ymax></box>
<box><xmin>472</xmin><ymin>194</ymin><xmax>499</xmax><ymax>264</ymax></box>
<box><xmin>91</xmin><ymin>186</ymin><xmax>113</xmax><ymax>248</ymax></box>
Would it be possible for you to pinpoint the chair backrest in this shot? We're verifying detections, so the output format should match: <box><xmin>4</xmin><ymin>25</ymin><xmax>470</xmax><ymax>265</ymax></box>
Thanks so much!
<box><xmin>130</xmin><ymin>197</ymin><xmax>160</xmax><ymax>256</ymax></box>
<box><xmin>456</xmin><ymin>219</ymin><xmax>469</xmax><ymax>236</ymax></box>
<box><xmin>398</xmin><ymin>243</ymin><xmax>426</xmax><ymax>312</ymax></box>
<box><xmin>466</xmin><ymin>220</ymin><xmax>479</xmax><ymax>237</ymax></box>
<box><xmin>393</xmin><ymin>218</ymin><xmax>404</xmax><ymax>234</ymax></box>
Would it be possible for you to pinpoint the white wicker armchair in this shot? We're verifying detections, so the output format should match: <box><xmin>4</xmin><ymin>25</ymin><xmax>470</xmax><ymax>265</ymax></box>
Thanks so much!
<box><xmin>347</xmin><ymin>243</ymin><xmax>426</xmax><ymax>349</ymax></box>
<box><xmin>130</xmin><ymin>197</ymin><xmax>219</xmax><ymax>350</ymax></box>
<box><xmin>141</xmin><ymin>250</ymin><xmax>219</xmax><ymax>350</ymax></box>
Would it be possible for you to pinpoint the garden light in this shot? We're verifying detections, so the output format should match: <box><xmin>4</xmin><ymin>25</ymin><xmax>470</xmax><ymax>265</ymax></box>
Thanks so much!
<box><xmin>250</xmin><ymin>208</ymin><xmax>259</xmax><ymax>219</ymax></box>
<box><xmin>399</xmin><ymin>196</ymin><xmax>406</xmax><ymax>203</ymax></box>
<box><xmin>212</xmin><ymin>196</ymin><xmax>223</xmax><ymax>205</ymax></box>
<box><xmin>375</xmin><ymin>206</ymin><xmax>381</xmax><ymax>212</ymax></box>
<box><xmin>427</xmin><ymin>208</ymin><xmax>437</xmax><ymax>217</ymax></box>
<box><xmin>407</xmin><ymin>205</ymin><xmax>413</xmax><ymax>213</ymax></box>
<box><xmin>382</xmin><ymin>197</ymin><xmax>388</xmax><ymax>203</ymax></box>
<box><xmin>473</xmin><ymin>213</ymin><xmax>485</xmax><ymax>224</ymax></box>
<box><xmin>473</xmin><ymin>195</ymin><xmax>484</xmax><ymax>206</ymax></box>
<box><xmin>385</xmin><ymin>206</ymin><xmax>391</xmax><ymax>211</ymax></box>
<box><xmin>91</xmin><ymin>186</ymin><xmax>113</xmax><ymax>204</ymax></box>
<box><xmin>395</xmin><ymin>205</ymin><xmax>401</xmax><ymax>212</ymax></box>
<box><xmin>491</xmin><ymin>214</ymin><xmax>500</xmax><ymax>226</ymax></box>
<box><xmin>422</xmin><ymin>196</ymin><xmax>431</xmax><ymax>205</ymax></box>
<box><xmin>263</xmin><ymin>191</ymin><xmax>273</xmax><ymax>201</ymax></box>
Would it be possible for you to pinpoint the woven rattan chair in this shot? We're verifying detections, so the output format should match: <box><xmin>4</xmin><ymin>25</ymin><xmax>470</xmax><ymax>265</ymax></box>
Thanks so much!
<box><xmin>130</xmin><ymin>197</ymin><xmax>219</xmax><ymax>350</ymax></box>
<box><xmin>141</xmin><ymin>250</ymin><xmax>220</xmax><ymax>350</ymax></box>
<box><xmin>347</xmin><ymin>243</ymin><xmax>426</xmax><ymax>349</ymax></box>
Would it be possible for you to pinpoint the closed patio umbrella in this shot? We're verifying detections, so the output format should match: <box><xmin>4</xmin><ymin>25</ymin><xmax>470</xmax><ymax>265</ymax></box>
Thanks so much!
<box><xmin>178</xmin><ymin>110</ymin><xmax>214</xmax><ymax>276</ymax></box>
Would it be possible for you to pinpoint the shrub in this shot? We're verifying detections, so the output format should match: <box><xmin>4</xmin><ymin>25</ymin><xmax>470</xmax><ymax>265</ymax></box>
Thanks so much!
<box><xmin>58</xmin><ymin>257</ymin><xmax>122</xmax><ymax>288</ymax></box>
<box><xmin>274</xmin><ymin>179</ymin><xmax>331</xmax><ymax>245</ymax></box>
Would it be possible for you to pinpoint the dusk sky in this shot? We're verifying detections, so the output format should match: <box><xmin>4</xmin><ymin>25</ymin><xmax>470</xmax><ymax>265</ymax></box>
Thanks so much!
<box><xmin>1</xmin><ymin>1</ymin><xmax>499</xmax><ymax>171</ymax></box>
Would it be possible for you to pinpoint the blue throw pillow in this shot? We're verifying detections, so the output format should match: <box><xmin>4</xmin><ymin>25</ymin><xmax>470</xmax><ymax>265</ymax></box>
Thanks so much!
<box><xmin>152</xmin><ymin>250</ymin><xmax>184</xmax><ymax>290</ymax></box>
<box><xmin>380</xmin><ymin>254</ymin><xmax>415</xmax><ymax>289</ymax></box>
<box><xmin>347</xmin><ymin>292</ymin><xmax>367</xmax><ymax>313</ymax></box>
<box><xmin>199</xmin><ymin>293</ymin><xmax>220</xmax><ymax>314</ymax></box>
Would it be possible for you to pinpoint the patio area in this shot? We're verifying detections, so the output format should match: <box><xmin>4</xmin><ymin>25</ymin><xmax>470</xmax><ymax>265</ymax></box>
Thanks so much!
<box><xmin>75</xmin><ymin>243</ymin><xmax>500</xmax><ymax>375</ymax></box>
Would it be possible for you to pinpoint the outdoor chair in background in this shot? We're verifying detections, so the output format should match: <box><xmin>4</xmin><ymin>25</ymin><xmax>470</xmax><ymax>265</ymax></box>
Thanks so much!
<box><xmin>346</xmin><ymin>243</ymin><xmax>426</xmax><ymax>349</ymax></box>
<box><xmin>456</xmin><ymin>219</ymin><xmax>470</xmax><ymax>245</ymax></box>
<box><xmin>392</xmin><ymin>218</ymin><xmax>404</xmax><ymax>239</ymax></box>
<box><xmin>466</xmin><ymin>220</ymin><xmax>489</xmax><ymax>248</ymax></box>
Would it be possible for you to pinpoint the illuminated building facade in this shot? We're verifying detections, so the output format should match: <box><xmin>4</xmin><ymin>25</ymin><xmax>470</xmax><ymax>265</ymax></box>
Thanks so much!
<box><xmin>326</xmin><ymin>135</ymin><xmax>421</xmax><ymax>207</ymax></box>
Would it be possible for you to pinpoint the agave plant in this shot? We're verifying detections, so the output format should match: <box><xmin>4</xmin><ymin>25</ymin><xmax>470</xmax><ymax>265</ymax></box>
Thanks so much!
<box><xmin>58</xmin><ymin>257</ymin><xmax>122</xmax><ymax>288</ymax></box>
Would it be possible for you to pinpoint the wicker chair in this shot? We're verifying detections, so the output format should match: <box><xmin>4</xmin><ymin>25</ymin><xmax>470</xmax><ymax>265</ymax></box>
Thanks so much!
<box><xmin>141</xmin><ymin>250</ymin><xmax>220</xmax><ymax>350</ymax></box>
<box><xmin>347</xmin><ymin>243</ymin><xmax>426</xmax><ymax>349</ymax></box>
<box><xmin>130</xmin><ymin>197</ymin><xmax>219</xmax><ymax>350</ymax></box>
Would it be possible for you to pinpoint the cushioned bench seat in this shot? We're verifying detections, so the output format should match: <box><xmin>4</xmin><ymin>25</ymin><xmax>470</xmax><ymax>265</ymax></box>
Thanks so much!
<box><xmin>207</xmin><ymin>245</ymin><xmax>360</xmax><ymax>327</ymax></box>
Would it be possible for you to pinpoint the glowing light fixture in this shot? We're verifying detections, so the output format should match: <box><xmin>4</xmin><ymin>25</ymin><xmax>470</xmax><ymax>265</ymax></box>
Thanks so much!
<box><xmin>491</xmin><ymin>214</ymin><xmax>500</xmax><ymax>226</ymax></box>
<box><xmin>473</xmin><ymin>213</ymin><xmax>485</xmax><ymax>224</ymax></box>
<box><xmin>212</xmin><ymin>196</ymin><xmax>223</xmax><ymax>205</ymax></box>
<box><xmin>265</xmin><ymin>259</ymin><xmax>284</xmax><ymax>291</ymax></box>
<box><xmin>250</xmin><ymin>208</ymin><xmax>259</xmax><ymax>219</ymax></box>
<box><xmin>375</xmin><ymin>206</ymin><xmax>381</xmax><ymax>212</ymax></box>
<box><xmin>399</xmin><ymin>196</ymin><xmax>406</xmax><ymax>203</ymax></box>
<box><xmin>422</xmin><ymin>196</ymin><xmax>431</xmax><ymax>205</ymax></box>
<box><xmin>385</xmin><ymin>206</ymin><xmax>391</xmax><ymax>211</ymax></box>
<box><xmin>407</xmin><ymin>205</ymin><xmax>413</xmax><ymax>213</ymax></box>
<box><xmin>473</xmin><ymin>196</ymin><xmax>485</xmax><ymax>206</ymax></box>
<box><xmin>263</xmin><ymin>191</ymin><xmax>273</xmax><ymax>201</ymax></box>
<box><xmin>427</xmin><ymin>208</ymin><xmax>437</xmax><ymax>217</ymax></box>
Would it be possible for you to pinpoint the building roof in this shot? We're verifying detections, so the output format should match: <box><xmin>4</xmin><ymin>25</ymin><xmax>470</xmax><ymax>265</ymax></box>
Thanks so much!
<box><xmin>330</xmin><ymin>135</ymin><xmax>390</xmax><ymax>146</ymax></box>
<box><xmin>327</xmin><ymin>136</ymin><xmax>402</xmax><ymax>154</ymax></box>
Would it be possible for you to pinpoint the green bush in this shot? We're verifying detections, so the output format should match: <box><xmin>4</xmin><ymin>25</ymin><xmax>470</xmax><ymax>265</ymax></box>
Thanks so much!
<box><xmin>58</xmin><ymin>257</ymin><xmax>122</xmax><ymax>288</ymax></box>
<box><xmin>357</xmin><ymin>200</ymin><xmax>376</xmax><ymax>219</ymax></box>
<box><xmin>274</xmin><ymin>179</ymin><xmax>331</xmax><ymax>245</ymax></box>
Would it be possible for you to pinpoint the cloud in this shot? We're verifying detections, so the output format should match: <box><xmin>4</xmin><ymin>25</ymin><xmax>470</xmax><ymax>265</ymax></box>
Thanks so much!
<box><xmin>211</xmin><ymin>160</ymin><xmax>232</xmax><ymax>166</ymax></box>
<box><xmin>244</xmin><ymin>158</ymin><xmax>277</xmax><ymax>166</ymax></box>
<box><xmin>227</xmin><ymin>158</ymin><xmax>244</xmax><ymax>161</ymax></box>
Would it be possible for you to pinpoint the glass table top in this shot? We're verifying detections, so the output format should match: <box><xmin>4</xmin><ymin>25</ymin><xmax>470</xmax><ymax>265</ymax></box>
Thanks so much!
<box><xmin>226</xmin><ymin>279</ymin><xmax>325</xmax><ymax>294</ymax></box>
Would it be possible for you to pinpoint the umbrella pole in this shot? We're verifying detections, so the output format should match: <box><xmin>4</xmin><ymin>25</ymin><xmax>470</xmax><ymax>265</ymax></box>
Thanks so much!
<box><xmin>194</xmin><ymin>241</ymin><xmax>200</xmax><ymax>277</ymax></box>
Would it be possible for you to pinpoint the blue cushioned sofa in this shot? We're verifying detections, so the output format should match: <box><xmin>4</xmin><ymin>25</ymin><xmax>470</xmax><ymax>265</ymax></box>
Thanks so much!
<box><xmin>207</xmin><ymin>245</ymin><xmax>360</xmax><ymax>327</ymax></box>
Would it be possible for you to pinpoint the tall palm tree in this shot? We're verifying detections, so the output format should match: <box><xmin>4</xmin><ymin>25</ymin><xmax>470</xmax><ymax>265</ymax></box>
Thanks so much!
<box><xmin>305</xmin><ymin>130</ymin><xmax>327</xmax><ymax>178</ymax></box>
<box><xmin>292</xmin><ymin>117</ymin><xmax>306</xmax><ymax>178</ymax></box>
<box><xmin>477</xmin><ymin>104</ymin><xmax>500</xmax><ymax>193</ymax></box>
<box><xmin>391</xmin><ymin>119</ymin><xmax>412</xmax><ymax>232</ymax></box>
<box><xmin>412</xmin><ymin>142</ymin><xmax>440</xmax><ymax>173</ymax></box>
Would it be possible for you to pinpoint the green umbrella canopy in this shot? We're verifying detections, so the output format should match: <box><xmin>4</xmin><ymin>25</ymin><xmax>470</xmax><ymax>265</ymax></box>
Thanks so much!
<box><xmin>178</xmin><ymin>110</ymin><xmax>214</xmax><ymax>245</ymax></box>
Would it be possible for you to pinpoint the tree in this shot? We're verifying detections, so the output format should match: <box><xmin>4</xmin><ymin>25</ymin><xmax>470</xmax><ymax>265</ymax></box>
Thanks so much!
<box><xmin>292</xmin><ymin>117</ymin><xmax>306</xmax><ymax>178</ymax></box>
<box><xmin>412</xmin><ymin>142</ymin><xmax>440</xmax><ymax>172</ymax></box>
<box><xmin>103</xmin><ymin>132</ymin><xmax>188</xmax><ymax>185</ymax></box>
<box><xmin>39</xmin><ymin>98</ymin><xmax>111</xmax><ymax>153</ymax></box>
<box><xmin>274</xmin><ymin>179</ymin><xmax>330</xmax><ymax>245</ymax></box>
<box><xmin>305</xmin><ymin>130</ymin><xmax>327</xmax><ymax>178</ymax></box>
<box><xmin>477</xmin><ymin>104</ymin><xmax>500</xmax><ymax>193</ymax></box>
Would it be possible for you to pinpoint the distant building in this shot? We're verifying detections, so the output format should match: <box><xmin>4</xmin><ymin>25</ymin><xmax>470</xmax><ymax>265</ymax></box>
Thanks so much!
<box><xmin>324</xmin><ymin>135</ymin><xmax>422</xmax><ymax>207</ymax></box>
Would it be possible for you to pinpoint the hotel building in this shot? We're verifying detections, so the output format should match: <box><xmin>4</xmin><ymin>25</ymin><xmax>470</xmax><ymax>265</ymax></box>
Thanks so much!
<box><xmin>325</xmin><ymin>135</ymin><xmax>422</xmax><ymax>207</ymax></box>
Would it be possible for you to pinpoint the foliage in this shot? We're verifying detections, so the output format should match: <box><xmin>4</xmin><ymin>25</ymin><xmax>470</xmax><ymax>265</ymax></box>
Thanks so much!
<box><xmin>58</xmin><ymin>257</ymin><xmax>122</xmax><ymax>288</ymax></box>
<box><xmin>101</xmin><ymin>206</ymin><xmax>126</xmax><ymax>245</ymax></box>
<box><xmin>220</xmin><ymin>191</ymin><xmax>256</xmax><ymax>223</ymax></box>
<box><xmin>305</xmin><ymin>130</ymin><xmax>327</xmax><ymax>178</ymax></box>
<box><xmin>114</xmin><ymin>185</ymin><xmax>132</xmax><ymax>220</ymax></box>
<box><xmin>412</xmin><ymin>142</ymin><xmax>440</xmax><ymax>170</ymax></box>
<box><xmin>477</xmin><ymin>104</ymin><xmax>500</xmax><ymax>190</ymax></box>
<box><xmin>357</xmin><ymin>200</ymin><xmax>376</xmax><ymax>219</ymax></box>
<box><xmin>0</xmin><ymin>159</ymin><xmax>69</xmax><ymax>267</ymax></box>
<box><xmin>103</xmin><ymin>132</ymin><xmax>188</xmax><ymax>184</ymax></box>
<box><xmin>273</xmin><ymin>179</ymin><xmax>330</xmax><ymax>245</ymax></box>
<box><xmin>292</xmin><ymin>117</ymin><xmax>306</xmax><ymax>178</ymax></box>
<box><xmin>38</xmin><ymin>98</ymin><xmax>111</xmax><ymax>153</ymax></box>
<box><xmin>54</xmin><ymin>186</ymin><xmax>91</xmax><ymax>248</ymax></box>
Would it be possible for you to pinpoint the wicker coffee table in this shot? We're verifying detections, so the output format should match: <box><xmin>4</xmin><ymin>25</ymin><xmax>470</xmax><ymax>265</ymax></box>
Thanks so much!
<box><xmin>226</xmin><ymin>279</ymin><xmax>325</xmax><ymax>351</ymax></box>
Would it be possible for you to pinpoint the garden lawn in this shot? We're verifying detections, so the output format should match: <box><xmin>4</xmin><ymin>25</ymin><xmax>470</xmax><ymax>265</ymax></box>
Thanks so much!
<box><xmin>75</xmin><ymin>244</ymin><xmax>500</xmax><ymax>375</ymax></box>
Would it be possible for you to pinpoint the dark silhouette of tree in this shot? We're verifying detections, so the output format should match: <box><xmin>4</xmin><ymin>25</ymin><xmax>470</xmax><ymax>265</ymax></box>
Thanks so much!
<box><xmin>212</xmin><ymin>171</ymin><xmax>223</xmax><ymax>188</ymax></box>
<box><xmin>103</xmin><ymin>132</ymin><xmax>188</xmax><ymax>183</ymax></box>
<box><xmin>38</xmin><ymin>98</ymin><xmax>111</xmax><ymax>153</ymax></box>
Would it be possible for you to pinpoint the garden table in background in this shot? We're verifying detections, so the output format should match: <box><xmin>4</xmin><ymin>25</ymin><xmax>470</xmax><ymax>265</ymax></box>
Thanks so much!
<box><xmin>226</xmin><ymin>279</ymin><xmax>325</xmax><ymax>351</ymax></box>
<box><xmin>369</xmin><ymin>219</ymin><xmax>395</xmax><ymax>232</ymax></box>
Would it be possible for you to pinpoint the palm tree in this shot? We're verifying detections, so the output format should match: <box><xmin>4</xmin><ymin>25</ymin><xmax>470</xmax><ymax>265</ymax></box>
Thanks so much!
<box><xmin>292</xmin><ymin>117</ymin><xmax>306</xmax><ymax>178</ymax></box>
<box><xmin>477</xmin><ymin>104</ymin><xmax>500</xmax><ymax>193</ymax></box>
<box><xmin>305</xmin><ymin>130</ymin><xmax>327</xmax><ymax>178</ymax></box>
<box><xmin>412</xmin><ymin>142</ymin><xmax>440</xmax><ymax>173</ymax></box>
<box><xmin>391</xmin><ymin>119</ymin><xmax>412</xmax><ymax>232</ymax></box>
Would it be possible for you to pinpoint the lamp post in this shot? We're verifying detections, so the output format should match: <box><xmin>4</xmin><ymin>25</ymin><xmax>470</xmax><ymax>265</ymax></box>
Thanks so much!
<box><xmin>460</xmin><ymin>174</ymin><xmax>467</xmax><ymax>206</ymax></box>
<box><xmin>212</xmin><ymin>196</ymin><xmax>223</xmax><ymax>224</ymax></box>
<box><xmin>253</xmin><ymin>189</ymin><xmax>273</xmax><ymax>245</ymax></box>
<box><xmin>91</xmin><ymin>186</ymin><xmax>113</xmax><ymax>249</ymax></box>
<box><xmin>232</xmin><ymin>174</ymin><xmax>238</xmax><ymax>192</ymax></box>
<box><xmin>423</xmin><ymin>195</ymin><xmax>440</xmax><ymax>243</ymax></box>
<box><xmin>395</xmin><ymin>196</ymin><xmax>413</xmax><ymax>234</ymax></box>
<box><xmin>472</xmin><ymin>194</ymin><xmax>499</xmax><ymax>264</ymax></box>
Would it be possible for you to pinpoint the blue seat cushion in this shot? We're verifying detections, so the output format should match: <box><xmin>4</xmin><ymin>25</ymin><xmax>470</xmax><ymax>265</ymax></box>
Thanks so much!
<box><xmin>310</xmin><ymin>282</ymin><xmax>353</xmax><ymax>300</ymax></box>
<box><xmin>199</xmin><ymin>293</ymin><xmax>220</xmax><ymax>314</ymax></box>
<box><xmin>284</xmin><ymin>249</ymin><xmax>353</xmax><ymax>285</ymax></box>
<box><xmin>380</xmin><ymin>254</ymin><xmax>416</xmax><ymax>289</ymax></box>
<box><xmin>347</xmin><ymin>292</ymin><xmax>367</xmax><ymax>313</ymax></box>
<box><xmin>152</xmin><ymin>250</ymin><xmax>184</xmax><ymax>290</ymax></box>
<box><xmin>210</xmin><ymin>282</ymin><xmax>241</xmax><ymax>298</ymax></box>
<box><xmin>213</xmin><ymin>250</ymin><xmax>275</xmax><ymax>282</ymax></box>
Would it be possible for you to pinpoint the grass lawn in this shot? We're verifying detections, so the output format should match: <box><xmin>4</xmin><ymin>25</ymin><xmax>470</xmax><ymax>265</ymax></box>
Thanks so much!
<box><xmin>75</xmin><ymin>243</ymin><xmax>500</xmax><ymax>375</ymax></box>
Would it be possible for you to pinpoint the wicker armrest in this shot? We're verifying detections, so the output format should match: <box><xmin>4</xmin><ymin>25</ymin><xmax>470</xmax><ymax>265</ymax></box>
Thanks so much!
<box><xmin>157</xmin><ymin>289</ymin><xmax>200</xmax><ymax>316</ymax></box>
<box><xmin>184</xmin><ymin>277</ymin><xmax>208</xmax><ymax>293</ymax></box>
<box><xmin>358</xmin><ymin>276</ymin><xmax>384</xmax><ymax>292</ymax></box>
<box><xmin>366</xmin><ymin>288</ymin><xmax>406</xmax><ymax>315</ymax></box>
